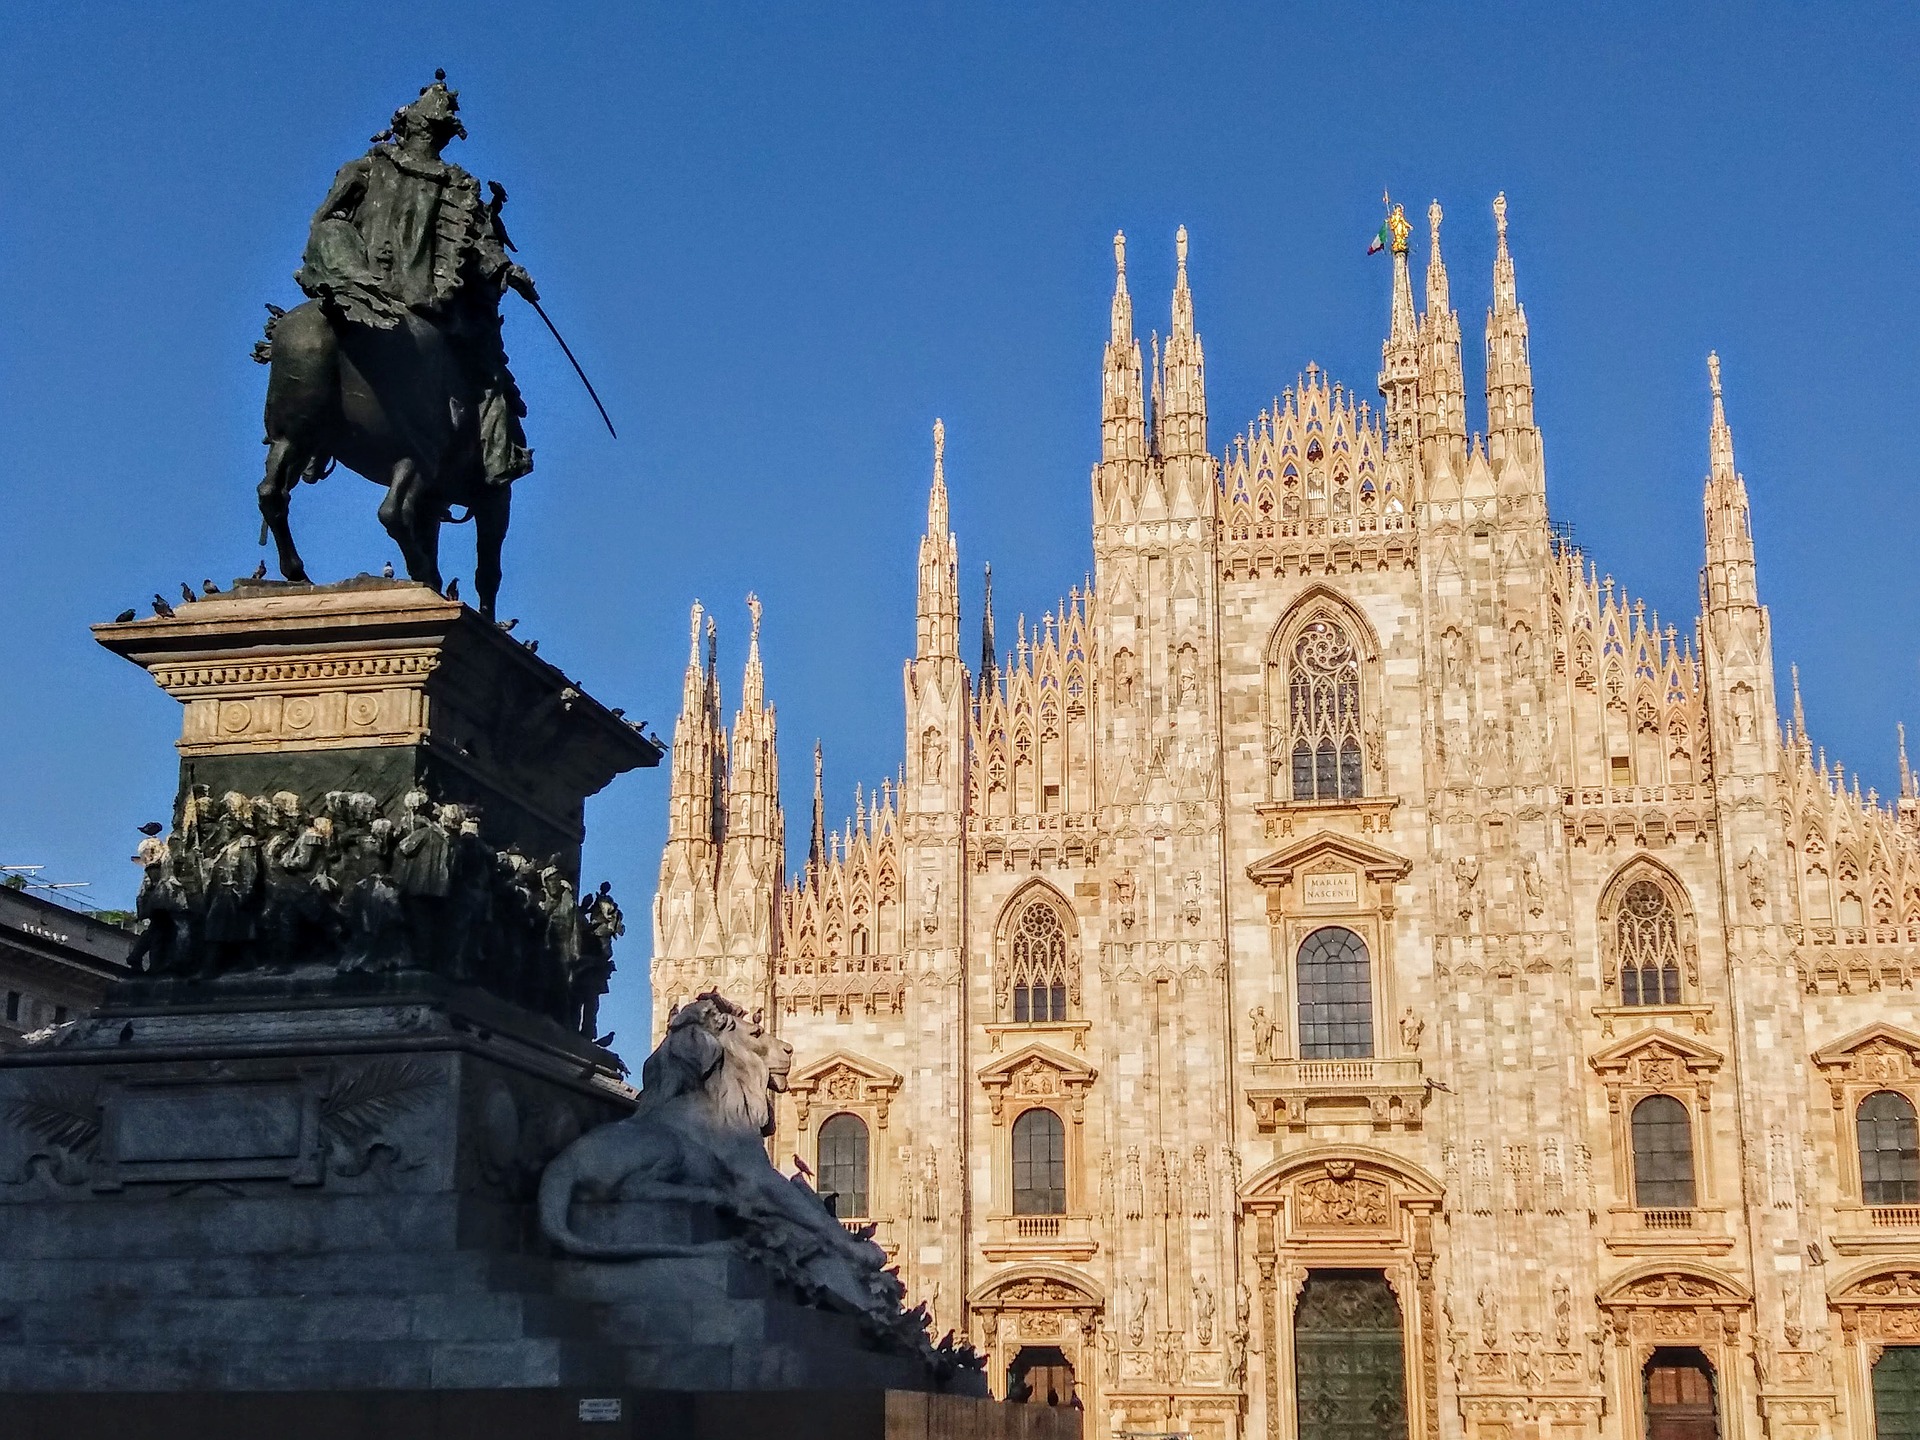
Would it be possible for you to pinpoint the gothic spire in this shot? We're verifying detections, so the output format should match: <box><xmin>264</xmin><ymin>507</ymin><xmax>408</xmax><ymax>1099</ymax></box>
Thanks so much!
<box><xmin>1377</xmin><ymin>198</ymin><xmax>1420</xmax><ymax>457</ymax></box>
<box><xmin>667</xmin><ymin>599</ymin><xmax>718</xmax><ymax>847</ymax></box>
<box><xmin>1902</xmin><ymin>723</ymin><xmax>1914</xmax><ymax>800</ymax></box>
<box><xmin>741</xmin><ymin>591</ymin><xmax>764</xmax><ymax>713</ymax></box>
<box><xmin>808</xmin><ymin>739</ymin><xmax>825</xmax><ymax>879</ymax></box>
<box><xmin>725</xmin><ymin>594</ymin><xmax>779</xmax><ymax>847</ymax></box>
<box><xmin>978</xmin><ymin>561</ymin><xmax>998</xmax><ymax>699</ymax></box>
<box><xmin>914</xmin><ymin>419</ymin><xmax>960</xmax><ymax>661</ymax></box>
<box><xmin>1388</xmin><ymin>203</ymin><xmax>1417</xmax><ymax>346</ymax></box>
<box><xmin>1100</xmin><ymin>231</ymin><xmax>1146</xmax><ymax>468</ymax></box>
<box><xmin>1159</xmin><ymin>225</ymin><xmax>1208</xmax><ymax>461</ymax></box>
<box><xmin>1424</xmin><ymin>199</ymin><xmax>1451</xmax><ymax>314</ymax></box>
<box><xmin>1701</xmin><ymin>352</ymin><xmax>1759</xmax><ymax>615</ymax></box>
<box><xmin>1485</xmin><ymin>192</ymin><xmax>1535</xmax><ymax>435</ymax></box>
<box><xmin>1419</xmin><ymin>199</ymin><xmax>1466</xmax><ymax>463</ymax></box>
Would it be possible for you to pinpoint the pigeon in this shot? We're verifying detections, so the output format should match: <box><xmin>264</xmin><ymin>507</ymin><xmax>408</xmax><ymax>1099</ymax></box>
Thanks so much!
<box><xmin>445</xmin><ymin>578</ymin><xmax>460</xmax><ymax>602</ymax></box>
<box><xmin>152</xmin><ymin>594</ymin><xmax>175</xmax><ymax>619</ymax></box>
<box><xmin>610</xmin><ymin>707</ymin><xmax>626</xmax><ymax>718</ymax></box>
<box><xmin>117</xmin><ymin>1022</ymin><xmax>135</xmax><ymax>1045</ymax></box>
<box><xmin>113</xmin><ymin>608</ymin><xmax>137</xmax><ymax>624</ymax></box>
<box><xmin>179</xmin><ymin>583</ymin><xmax>198</xmax><ymax>604</ymax></box>
<box><xmin>251</xmin><ymin>560</ymin><xmax>268</xmax><ymax>580</ymax></box>
<box><xmin>594</xmin><ymin>1030</ymin><xmax>616</xmax><ymax>1049</ymax></box>
<box><xmin>524</xmin><ymin>639</ymin><xmax>539</xmax><ymax>654</ymax></box>
<box><xmin>201</xmin><ymin>579</ymin><xmax>218</xmax><ymax>596</ymax></box>
<box><xmin>497</xmin><ymin>617</ymin><xmax>518</xmax><ymax>633</ymax></box>
<box><xmin>136</xmin><ymin>822</ymin><xmax>164</xmax><ymax>837</ymax></box>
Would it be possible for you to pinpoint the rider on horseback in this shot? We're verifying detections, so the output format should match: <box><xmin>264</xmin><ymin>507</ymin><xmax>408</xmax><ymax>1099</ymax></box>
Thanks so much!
<box><xmin>295</xmin><ymin>70</ymin><xmax>535</xmax><ymax>487</ymax></box>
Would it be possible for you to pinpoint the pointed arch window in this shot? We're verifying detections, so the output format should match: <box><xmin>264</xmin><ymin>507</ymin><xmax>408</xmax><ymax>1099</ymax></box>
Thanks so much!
<box><xmin>1617</xmin><ymin>880</ymin><xmax>1682</xmax><ymax>1005</ymax></box>
<box><xmin>1287</xmin><ymin>614</ymin><xmax>1364</xmax><ymax>801</ymax></box>
<box><xmin>1630</xmin><ymin>1094</ymin><xmax>1696</xmax><ymax>1209</ymax></box>
<box><xmin>1007</xmin><ymin>898</ymin><xmax>1072</xmax><ymax>1023</ymax></box>
<box><xmin>1859</xmin><ymin>1091</ymin><xmax>1920</xmax><ymax>1206</ymax></box>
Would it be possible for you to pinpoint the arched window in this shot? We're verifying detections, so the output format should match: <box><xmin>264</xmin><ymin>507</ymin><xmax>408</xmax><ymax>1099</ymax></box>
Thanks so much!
<box><xmin>1286</xmin><ymin>613</ymin><xmax>1363</xmax><ymax>801</ymax></box>
<box><xmin>1859</xmin><ymin>1091</ymin><xmax>1920</xmax><ymax>1206</ymax></box>
<box><xmin>817</xmin><ymin>1112</ymin><xmax>870</xmax><ymax>1219</ymax></box>
<box><xmin>1296</xmin><ymin>926</ymin><xmax>1373</xmax><ymax>1059</ymax></box>
<box><xmin>1617</xmin><ymin>879</ymin><xmax>1682</xmax><ymax>1005</ymax></box>
<box><xmin>1009</xmin><ymin>900</ymin><xmax>1071</xmax><ymax>1023</ymax></box>
<box><xmin>1011</xmin><ymin>1108</ymin><xmax>1066</xmax><ymax>1215</ymax></box>
<box><xmin>1631</xmin><ymin>1095</ymin><xmax>1697</xmax><ymax>1209</ymax></box>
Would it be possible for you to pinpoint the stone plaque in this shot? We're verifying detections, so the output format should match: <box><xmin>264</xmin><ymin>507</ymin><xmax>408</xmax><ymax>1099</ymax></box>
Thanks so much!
<box><xmin>116</xmin><ymin>1084</ymin><xmax>304</xmax><ymax>1164</ymax></box>
<box><xmin>1303</xmin><ymin>871</ymin><xmax>1359</xmax><ymax>907</ymax></box>
<box><xmin>97</xmin><ymin>1078</ymin><xmax>321</xmax><ymax>1188</ymax></box>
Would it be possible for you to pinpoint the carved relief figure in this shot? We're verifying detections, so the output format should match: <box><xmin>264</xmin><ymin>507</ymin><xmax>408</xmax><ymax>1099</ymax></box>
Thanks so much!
<box><xmin>1399</xmin><ymin>1008</ymin><xmax>1425</xmax><ymax>1054</ymax></box>
<box><xmin>1192</xmin><ymin>1275</ymin><xmax>1215</xmax><ymax>1346</ymax></box>
<box><xmin>1453</xmin><ymin>855</ymin><xmax>1480</xmax><ymax>919</ymax></box>
<box><xmin>920</xmin><ymin>874</ymin><xmax>940</xmax><ymax>934</ymax></box>
<box><xmin>1249</xmin><ymin>1006</ymin><xmax>1276</xmax><ymax>1060</ymax></box>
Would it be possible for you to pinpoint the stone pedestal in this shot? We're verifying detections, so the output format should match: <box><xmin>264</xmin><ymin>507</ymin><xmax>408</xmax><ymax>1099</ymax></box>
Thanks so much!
<box><xmin>93</xmin><ymin>576</ymin><xmax>661</xmax><ymax>879</ymax></box>
<box><xmin>0</xmin><ymin>980</ymin><xmax>634</xmax><ymax>1390</ymax></box>
<box><xmin>0</xmin><ymin>986</ymin><xmax>1020</xmax><ymax>1408</ymax></box>
<box><xmin>0</xmin><ymin>579</ymin><xmax>1032</xmax><ymax>1423</ymax></box>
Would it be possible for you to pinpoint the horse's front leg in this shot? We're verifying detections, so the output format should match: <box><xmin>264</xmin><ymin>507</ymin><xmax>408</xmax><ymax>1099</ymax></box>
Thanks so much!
<box><xmin>258</xmin><ymin>438</ymin><xmax>310</xmax><ymax>583</ymax></box>
<box><xmin>473</xmin><ymin>484</ymin><xmax>510</xmax><ymax>622</ymax></box>
<box><xmin>378</xmin><ymin>459</ymin><xmax>440</xmax><ymax>593</ymax></box>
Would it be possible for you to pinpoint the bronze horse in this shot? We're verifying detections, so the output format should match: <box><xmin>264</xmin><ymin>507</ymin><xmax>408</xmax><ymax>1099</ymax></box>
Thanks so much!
<box><xmin>256</xmin><ymin>301</ymin><xmax>510</xmax><ymax>620</ymax></box>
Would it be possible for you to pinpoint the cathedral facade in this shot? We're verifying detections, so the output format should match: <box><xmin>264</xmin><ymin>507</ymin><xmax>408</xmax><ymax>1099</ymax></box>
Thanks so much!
<box><xmin>650</xmin><ymin>198</ymin><xmax>1920</xmax><ymax>1440</ymax></box>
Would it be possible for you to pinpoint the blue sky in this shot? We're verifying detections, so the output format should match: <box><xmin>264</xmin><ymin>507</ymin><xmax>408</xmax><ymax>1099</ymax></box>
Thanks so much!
<box><xmin>4</xmin><ymin>4</ymin><xmax>1917</xmax><ymax>1051</ymax></box>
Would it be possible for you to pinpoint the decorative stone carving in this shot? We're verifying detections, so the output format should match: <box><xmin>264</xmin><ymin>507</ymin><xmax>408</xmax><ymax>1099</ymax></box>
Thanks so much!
<box><xmin>538</xmin><ymin>992</ymin><xmax>980</xmax><ymax>1378</ymax></box>
<box><xmin>1293</xmin><ymin>1168</ymin><xmax>1390</xmax><ymax>1227</ymax></box>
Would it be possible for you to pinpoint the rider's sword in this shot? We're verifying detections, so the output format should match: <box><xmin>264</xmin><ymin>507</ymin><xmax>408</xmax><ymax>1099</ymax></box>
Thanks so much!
<box><xmin>520</xmin><ymin>294</ymin><xmax>618</xmax><ymax>440</ymax></box>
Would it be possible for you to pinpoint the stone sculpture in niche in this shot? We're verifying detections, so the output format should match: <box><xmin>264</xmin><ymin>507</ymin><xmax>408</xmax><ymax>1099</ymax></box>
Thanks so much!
<box><xmin>538</xmin><ymin>991</ymin><xmax>982</xmax><ymax>1377</ymax></box>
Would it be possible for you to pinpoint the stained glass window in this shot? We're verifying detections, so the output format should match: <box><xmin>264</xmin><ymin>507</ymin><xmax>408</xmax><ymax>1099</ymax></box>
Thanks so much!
<box><xmin>1009</xmin><ymin>900</ymin><xmax>1071</xmax><ymax>1022</ymax></box>
<box><xmin>1618</xmin><ymin>880</ymin><xmax>1682</xmax><ymax>1005</ymax></box>
<box><xmin>1288</xmin><ymin>615</ymin><xmax>1363</xmax><ymax>801</ymax></box>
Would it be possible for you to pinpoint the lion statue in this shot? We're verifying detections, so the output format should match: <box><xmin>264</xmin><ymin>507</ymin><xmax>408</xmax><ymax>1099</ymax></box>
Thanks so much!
<box><xmin>539</xmin><ymin>991</ymin><xmax>970</xmax><ymax>1370</ymax></box>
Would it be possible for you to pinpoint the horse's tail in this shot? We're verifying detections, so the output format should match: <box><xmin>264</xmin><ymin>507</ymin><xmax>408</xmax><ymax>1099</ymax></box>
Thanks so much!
<box><xmin>250</xmin><ymin>303</ymin><xmax>288</xmax><ymax>366</ymax></box>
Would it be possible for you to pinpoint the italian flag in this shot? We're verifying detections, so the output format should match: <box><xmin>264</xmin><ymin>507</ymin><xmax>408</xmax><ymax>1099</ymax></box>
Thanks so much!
<box><xmin>1367</xmin><ymin>220</ymin><xmax>1391</xmax><ymax>255</ymax></box>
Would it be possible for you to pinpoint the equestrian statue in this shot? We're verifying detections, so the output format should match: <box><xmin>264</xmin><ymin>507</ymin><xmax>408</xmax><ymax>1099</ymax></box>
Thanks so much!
<box><xmin>255</xmin><ymin>71</ymin><xmax>583</xmax><ymax>621</ymax></box>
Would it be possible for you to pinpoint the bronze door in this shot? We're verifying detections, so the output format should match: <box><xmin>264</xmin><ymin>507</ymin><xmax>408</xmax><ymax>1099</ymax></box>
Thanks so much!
<box><xmin>1877</xmin><ymin>1346</ymin><xmax>1920</xmax><ymax>1440</ymax></box>
<box><xmin>1294</xmin><ymin>1270</ymin><xmax>1408</xmax><ymax>1440</ymax></box>
<box><xmin>1644</xmin><ymin>1353</ymin><xmax>1718</xmax><ymax>1440</ymax></box>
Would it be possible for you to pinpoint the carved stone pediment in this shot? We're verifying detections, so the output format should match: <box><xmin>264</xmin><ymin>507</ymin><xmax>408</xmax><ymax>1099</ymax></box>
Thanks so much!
<box><xmin>977</xmin><ymin>1043</ymin><xmax>1096</xmax><ymax>1125</ymax></box>
<box><xmin>787</xmin><ymin>1051</ymin><xmax>903</xmax><ymax>1129</ymax></box>
<box><xmin>971</xmin><ymin>1268</ymin><xmax>1104</xmax><ymax>1312</ymax></box>
<box><xmin>1241</xmin><ymin>1146</ymin><xmax>1442</xmax><ymax>1245</ymax></box>
<box><xmin>1589</xmin><ymin>1029</ymin><xmax>1723</xmax><ymax>1088</ymax></box>
<box><xmin>1246</xmin><ymin>830</ymin><xmax>1412</xmax><ymax>890</ymax></box>
<box><xmin>1813</xmin><ymin>1023</ymin><xmax>1920</xmax><ymax>1082</ymax></box>
<box><xmin>1598</xmin><ymin>1264</ymin><xmax>1749</xmax><ymax>1312</ymax></box>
